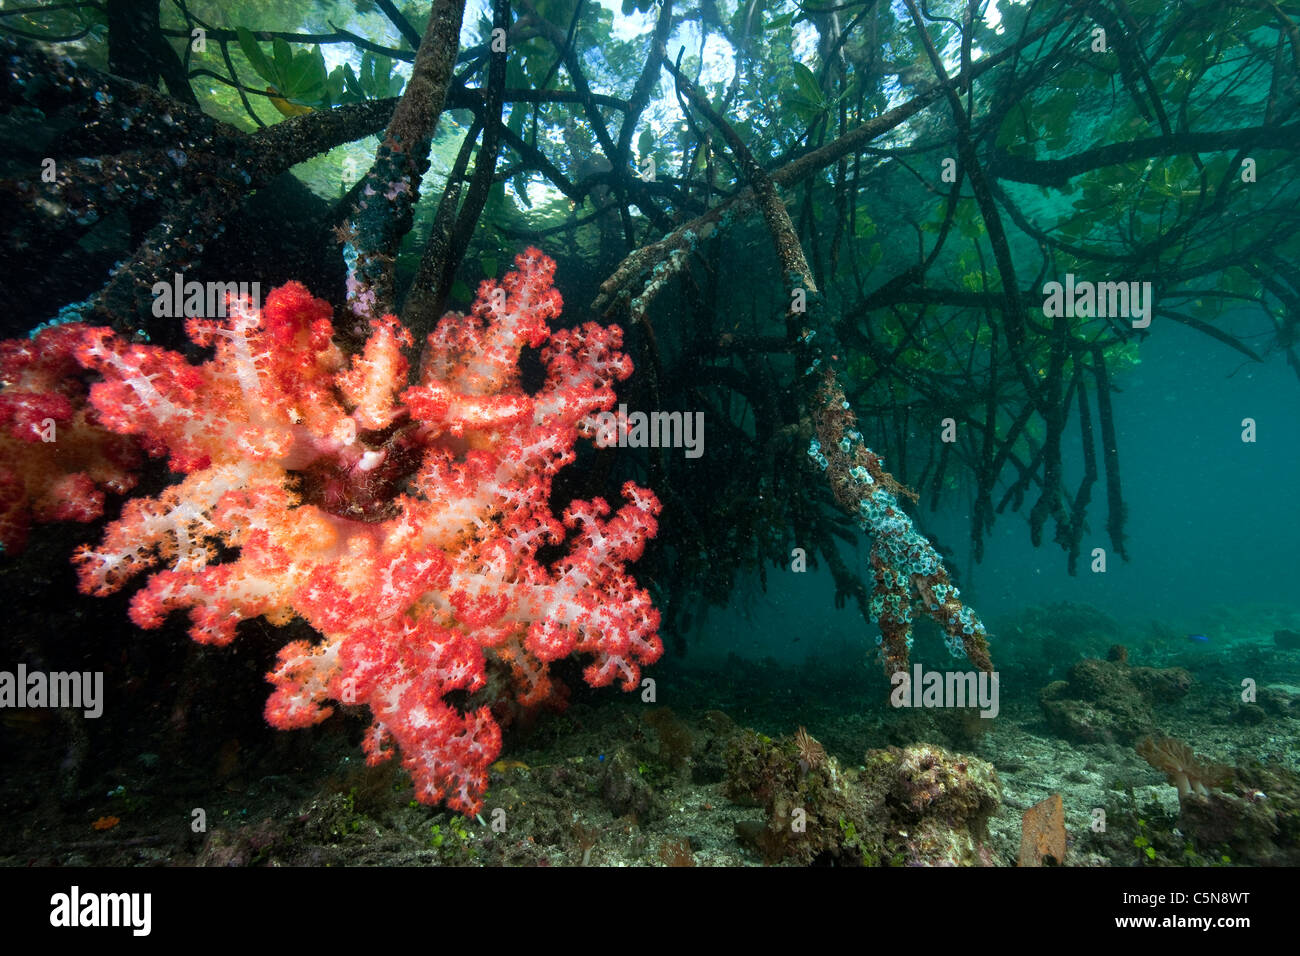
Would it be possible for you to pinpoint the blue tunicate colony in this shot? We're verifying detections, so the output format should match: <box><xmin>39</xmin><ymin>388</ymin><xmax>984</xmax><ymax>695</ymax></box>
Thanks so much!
<box><xmin>832</xmin><ymin>425</ymin><xmax>973</xmax><ymax>662</ymax></box>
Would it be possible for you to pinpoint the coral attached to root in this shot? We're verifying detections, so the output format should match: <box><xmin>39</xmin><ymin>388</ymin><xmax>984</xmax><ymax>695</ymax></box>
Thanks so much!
<box><xmin>811</xmin><ymin>373</ymin><xmax>991</xmax><ymax>674</ymax></box>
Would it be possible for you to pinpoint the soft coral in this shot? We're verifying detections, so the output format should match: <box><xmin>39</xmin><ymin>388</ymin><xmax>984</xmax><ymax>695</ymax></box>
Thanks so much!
<box><xmin>1136</xmin><ymin>736</ymin><xmax>1230</xmax><ymax>799</ymax></box>
<box><xmin>0</xmin><ymin>324</ymin><xmax>140</xmax><ymax>553</ymax></box>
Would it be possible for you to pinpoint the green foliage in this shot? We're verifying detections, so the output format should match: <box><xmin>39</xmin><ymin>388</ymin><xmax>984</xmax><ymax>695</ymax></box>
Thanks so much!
<box><xmin>789</xmin><ymin>62</ymin><xmax>829</xmax><ymax>124</ymax></box>
<box><xmin>236</xmin><ymin>27</ymin><xmax>404</xmax><ymax>112</ymax></box>
<box><xmin>237</xmin><ymin>27</ymin><xmax>327</xmax><ymax>104</ymax></box>
<box><xmin>337</xmin><ymin>52</ymin><xmax>407</xmax><ymax>102</ymax></box>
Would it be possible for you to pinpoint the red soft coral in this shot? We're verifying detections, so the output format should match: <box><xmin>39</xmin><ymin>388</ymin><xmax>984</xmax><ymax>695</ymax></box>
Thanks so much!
<box><xmin>62</xmin><ymin>249</ymin><xmax>660</xmax><ymax>813</ymax></box>
<box><xmin>0</xmin><ymin>324</ymin><xmax>140</xmax><ymax>553</ymax></box>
